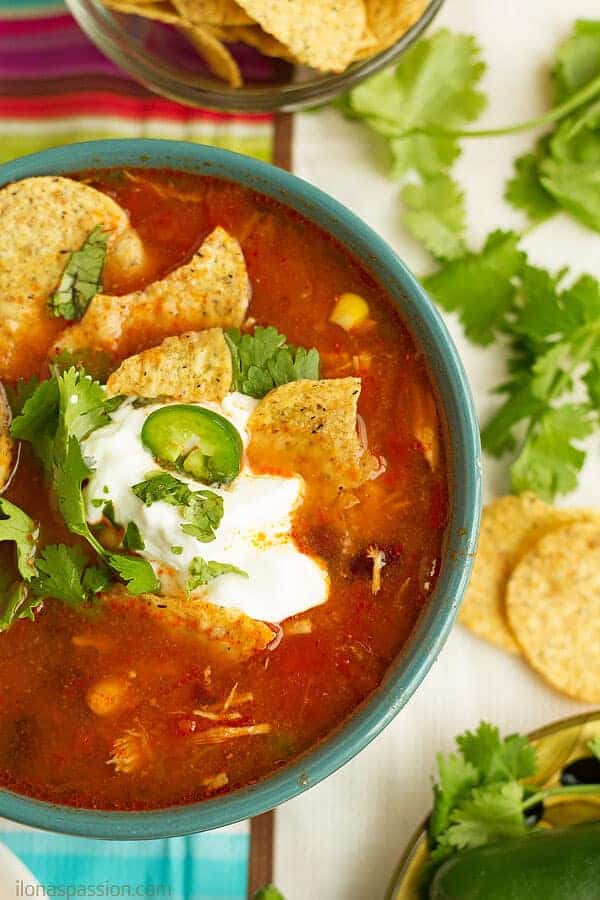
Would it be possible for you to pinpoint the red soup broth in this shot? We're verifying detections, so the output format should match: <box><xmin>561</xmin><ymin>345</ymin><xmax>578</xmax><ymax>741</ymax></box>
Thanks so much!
<box><xmin>0</xmin><ymin>169</ymin><xmax>449</xmax><ymax>809</ymax></box>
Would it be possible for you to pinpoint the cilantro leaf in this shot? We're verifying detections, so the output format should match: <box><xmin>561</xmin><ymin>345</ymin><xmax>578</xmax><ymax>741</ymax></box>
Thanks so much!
<box><xmin>0</xmin><ymin>497</ymin><xmax>38</xmax><ymax>580</ymax></box>
<box><xmin>181</xmin><ymin>491</ymin><xmax>224</xmax><ymax>543</ymax></box>
<box><xmin>0</xmin><ymin>581</ymin><xmax>40</xmax><ymax>633</ymax></box>
<box><xmin>442</xmin><ymin>781</ymin><xmax>526</xmax><ymax>852</ymax></box>
<box><xmin>505</xmin><ymin>146</ymin><xmax>559</xmax><ymax>223</ymax></box>
<box><xmin>510</xmin><ymin>404</ymin><xmax>594</xmax><ymax>500</ymax></box>
<box><xmin>345</xmin><ymin>30</ymin><xmax>486</xmax><ymax>177</ymax></box>
<box><xmin>555</xmin><ymin>19</ymin><xmax>600</xmax><ymax>102</ymax></box>
<box><xmin>540</xmin><ymin>157</ymin><xmax>600</xmax><ymax>233</ymax></box>
<box><xmin>588</xmin><ymin>735</ymin><xmax>600</xmax><ymax>761</ymax></box>
<box><xmin>49</xmin><ymin>226</ymin><xmax>108</xmax><ymax>321</ymax></box>
<box><xmin>30</xmin><ymin>544</ymin><xmax>96</xmax><ymax>608</ymax></box>
<box><xmin>106</xmin><ymin>552</ymin><xmax>159</xmax><ymax>596</ymax></box>
<box><xmin>429</xmin><ymin>753</ymin><xmax>479</xmax><ymax>843</ymax></box>
<box><xmin>225</xmin><ymin>326</ymin><xmax>320</xmax><ymax>399</ymax></box>
<box><xmin>123</xmin><ymin>521</ymin><xmax>145</xmax><ymax>552</ymax></box>
<box><xmin>186</xmin><ymin>556</ymin><xmax>248</xmax><ymax>593</ymax></box>
<box><xmin>457</xmin><ymin>723</ymin><xmax>536</xmax><ymax>784</ymax></box>
<box><xmin>252</xmin><ymin>888</ymin><xmax>285</xmax><ymax>900</ymax></box>
<box><xmin>425</xmin><ymin>231</ymin><xmax>526</xmax><ymax>344</ymax></box>
<box><xmin>401</xmin><ymin>173</ymin><xmax>467</xmax><ymax>261</ymax></box>
<box><xmin>132</xmin><ymin>472</ymin><xmax>193</xmax><ymax>508</ymax></box>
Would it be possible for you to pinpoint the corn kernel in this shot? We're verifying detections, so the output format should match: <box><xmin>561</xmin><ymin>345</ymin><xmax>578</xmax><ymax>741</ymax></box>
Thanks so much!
<box><xmin>329</xmin><ymin>292</ymin><xmax>370</xmax><ymax>331</ymax></box>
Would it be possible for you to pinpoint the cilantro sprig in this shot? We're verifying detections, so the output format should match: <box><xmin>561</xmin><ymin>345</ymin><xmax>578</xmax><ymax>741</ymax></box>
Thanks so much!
<box><xmin>426</xmin><ymin>722</ymin><xmax>600</xmax><ymax>886</ymax></box>
<box><xmin>11</xmin><ymin>366</ymin><xmax>159</xmax><ymax>595</ymax></box>
<box><xmin>225</xmin><ymin>326</ymin><xmax>320</xmax><ymax>399</ymax></box>
<box><xmin>49</xmin><ymin>226</ymin><xmax>108</xmax><ymax>321</ymax></box>
<box><xmin>132</xmin><ymin>472</ymin><xmax>224</xmax><ymax>543</ymax></box>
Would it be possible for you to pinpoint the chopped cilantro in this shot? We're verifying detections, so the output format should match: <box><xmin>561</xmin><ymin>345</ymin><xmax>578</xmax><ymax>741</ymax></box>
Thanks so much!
<box><xmin>588</xmin><ymin>736</ymin><xmax>600</xmax><ymax>760</ymax></box>
<box><xmin>170</xmin><ymin>545</ymin><xmax>183</xmax><ymax>555</ymax></box>
<box><xmin>0</xmin><ymin>497</ymin><xmax>38</xmax><ymax>580</ymax></box>
<box><xmin>49</xmin><ymin>226</ymin><xmax>108</xmax><ymax>321</ymax></box>
<box><xmin>123</xmin><ymin>521</ymin><xmax>145</xmax><ymax>552</ymax></box>
<box><xmin>132</xmin><ymin>473</ymin><xmax>224</xmax><ymax>543</ymax></box>
<box><xmin>225</xmin><ymin>326</ymin><xmax>320</xmax><ymax>398</ymax></box>
<box><xmin>186</xmin><ymin>556</ymin><xmax>248</xmax><ymax>593</ymax></box>
<box><xmin>101</xmin><ymin>500</ymin><xmax>116</xmax><ymax>526</ymax></box>
<box><xmin>91</xmin><ymin>498</ymin><xmax>103</xmax><ymax>509</ymax></box>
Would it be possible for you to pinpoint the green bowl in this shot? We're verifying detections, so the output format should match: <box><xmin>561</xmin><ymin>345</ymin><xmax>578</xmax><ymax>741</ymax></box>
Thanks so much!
<box><xmin>0</xmin><ymin>140</ymin><xmax>481</xmax><ymax>839</ymax></box>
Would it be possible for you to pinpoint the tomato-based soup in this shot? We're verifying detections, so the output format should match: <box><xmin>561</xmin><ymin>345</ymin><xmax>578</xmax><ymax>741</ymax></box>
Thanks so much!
<box><xmin>0</xmin><ymin>169</ymin><xmax>449</xmax><ymax>809</ymax></box>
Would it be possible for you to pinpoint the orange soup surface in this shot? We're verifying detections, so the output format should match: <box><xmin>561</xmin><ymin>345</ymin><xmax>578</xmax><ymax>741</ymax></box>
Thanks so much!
<box><xmin>0</xmin><ymin>169</ymin><xmax>449</xmax><ymax>809</ymax></box>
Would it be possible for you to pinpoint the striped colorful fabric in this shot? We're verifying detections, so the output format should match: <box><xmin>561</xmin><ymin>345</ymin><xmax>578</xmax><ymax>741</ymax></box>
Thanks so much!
<box><xmin>0</xmin><ymin>2</ymin><xmax>278</xmax><ymax>896</ymax></box>
<box><xmin>0</xmin><ymin>0</ymin><xmax>275</xmax><ymax>165</ymax></box>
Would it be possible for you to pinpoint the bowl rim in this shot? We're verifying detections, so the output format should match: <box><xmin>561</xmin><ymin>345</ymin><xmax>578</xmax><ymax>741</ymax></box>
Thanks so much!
<box><xmin>64</xmin><ymin>0</ymin><xmax>445</xmax><ymax>113</ymax></box>
<box><xmin>0</xmin><ymin>139</ymin><xmax>481</xmax><ymax>839</ymax></box>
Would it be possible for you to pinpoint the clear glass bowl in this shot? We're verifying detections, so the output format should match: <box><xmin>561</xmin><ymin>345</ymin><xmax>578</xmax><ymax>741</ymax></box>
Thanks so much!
<box><xmin>65</xmin><ymin>0</ymin><xmax>445</xmax><ymax>113</ymax></box>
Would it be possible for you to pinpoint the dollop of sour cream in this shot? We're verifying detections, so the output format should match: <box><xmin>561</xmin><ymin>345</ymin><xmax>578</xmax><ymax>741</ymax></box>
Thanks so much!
<box><xmin>82</xmin><ymin>393</ymin><xmax>329</xmax><ymax>622</ymax></box>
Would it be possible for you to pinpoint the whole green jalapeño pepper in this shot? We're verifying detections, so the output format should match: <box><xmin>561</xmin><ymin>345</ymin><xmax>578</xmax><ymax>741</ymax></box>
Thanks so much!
<box><xmin>141</xmin><ymin>405</ymin><xmax>242</xmax><ymax>485</ymax></box>
<box><xmin>429</xmin><ymin>821</ymin><xmax>600</xmax><ymax>899</ymax></box>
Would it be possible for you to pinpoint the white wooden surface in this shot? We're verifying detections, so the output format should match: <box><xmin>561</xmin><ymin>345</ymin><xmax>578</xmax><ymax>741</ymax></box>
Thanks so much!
<box><xmin>276</xmin><ymin>2</ymin><xmax>600</xmax><ymax>897</ymax></box>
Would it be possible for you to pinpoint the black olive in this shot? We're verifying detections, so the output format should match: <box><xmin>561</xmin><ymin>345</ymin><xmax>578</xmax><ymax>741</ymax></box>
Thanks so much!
<box><xmin>524</xmin><ymin>800</ymin><xmax>545</xmax><ymax>826</ymax></box>
<box><xmin>561</xmin><ymin>756</ymin><xmax>600</xmax><ymax>786</ymax></box>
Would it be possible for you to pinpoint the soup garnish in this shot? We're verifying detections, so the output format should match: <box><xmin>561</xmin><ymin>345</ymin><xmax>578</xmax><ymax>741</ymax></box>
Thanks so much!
<box><xmin>0</xmin><ymin>170</ymin><xmax>448</xmax><ymax>808</ymax></box>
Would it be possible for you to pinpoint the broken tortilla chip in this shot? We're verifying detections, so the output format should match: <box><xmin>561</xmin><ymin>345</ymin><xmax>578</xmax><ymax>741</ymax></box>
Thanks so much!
<box><xmin>248</xmin><ymin>377</ymin><xmax>378</xmax><ymax>492</ymax></box>
<box><xmin>0</xmin><ymin>175</ymin><xmax>145</xmax><ymax>381</ymax></box>
<box><xmin>106</xmin><ymin>328</ymin><xmax>233</xmax><ymax>402</ymax></box>
<box><xmin>104</xmin><ymin>585</ymin><xmax>274</xmax><ymax>661</ymax></box>
<box><xmin>357</xmin><ymin>0</ymin><xmax>428</xmax><ymax>58</ymax></box>
<box><xmin>172</xmin><ymin>0</ymin><xmax>252</xmax><ymax>26</ymax></box>
<box><xmin>506</xmin><ymin>521</ymin><xmax>600</xmax><ymax>703</ymax></box>
<box><xmin>233</xmin><ymin>0</ymin><xmax>365</xmax><ymax>72</ymax></box>
<box><xmin>225</xmin><ymin>24</ymin><xmax>296</xmax><ymax>60</ymax></box>
<box><xmin>102</xmin><ymin>0</ymin><xmax>184</xmax><ymax>24</ymax></box>
<box><xmin>459</xmin><ymin>493</ymin><xmax>600</xmax><ymax>654</ymax></box>
<box><xmin>52</xmin><ymin>227</ymin><xmax>250</xmax><ymax>363</ymax></box>
<box><xmin>0</xmin><ymin>386</ymin><xmax>15</xmax><ymax>493</ymax></box>
<box><xmin>179</xmin><ymin>23</ymin><xmax>242</xmax><ymax>86</ymax></box>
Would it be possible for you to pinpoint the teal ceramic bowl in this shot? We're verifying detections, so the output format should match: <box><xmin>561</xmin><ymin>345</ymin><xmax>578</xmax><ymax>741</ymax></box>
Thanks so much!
<box><xmin>0</xmin><ymin>140</ymin><xmax>481</xmax><ymax>839</ymax></box>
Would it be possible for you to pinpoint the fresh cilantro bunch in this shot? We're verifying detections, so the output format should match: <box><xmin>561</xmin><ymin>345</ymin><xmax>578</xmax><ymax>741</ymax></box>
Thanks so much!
<box><xmin>506</xmin><ymin>20</ymin><xmax>600</xmax><ymax>230</ymax></box>
<box><xmin>338</xmin><ymin>30</ymin><xmax>487</xmax><ymax>261</ymax></box>
<box><xmin>225</xmin><ymin>326</ymin><xmax>320</xmax><ymax>398</ymax></box>
<box><xmin>425</xmin><ymin>722</ymin><xmax>600</xmax><ymax>888</ymax></box>
<box><xmin>132</xmin><ymin>472</ymin><xmax>224</xmax><ymax>543</ymax></box>
<box><xmin>49</xmin><ymin>226</ymin><xmax>108</xmax><ymax>321</ymax></box>
<box><xmin>10</xmin><ymin>366</ymin><xmax>159</xmax><ymax>597</ymax></box>
<box><xmin>426</xmin><ymin>234</ymin><xmax>600</xmax><ymax>500</ymax></box>
<box><xmin>337</xmin><ymin>21</ymin><xmax>600</xmax><ymax>259</ymax></box>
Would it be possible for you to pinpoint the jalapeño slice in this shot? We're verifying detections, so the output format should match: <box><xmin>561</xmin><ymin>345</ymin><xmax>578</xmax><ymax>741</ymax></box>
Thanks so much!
<box><xmin>141</xmin><ymin>405</ymin><xmax>242</xmax><ymax>485</ymax></box>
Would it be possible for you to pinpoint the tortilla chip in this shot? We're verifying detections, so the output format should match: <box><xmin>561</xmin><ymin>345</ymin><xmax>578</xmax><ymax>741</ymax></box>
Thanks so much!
<box><xmin>104</xmin><ymin>585</ymin><xmax>274</xmax><ymax>661</ymax></box>
<box><xmin>52</xmin><ymin>227</ymin><xmax>250</xmax><ymax>363</ymax></box>
<box><xmin>459</xmin><ymin>493</ymin><xmax>600</xmax><ymax>654</ymax></box>
<box><xmin>172</xmin><ymin>0</ymin><xmax>252</xmax><ymax>25</ymax></box>
<box><xmin>180</xmin><ymin>23</ymin><xmax>243</xmax><ymax>86</ymax></box>
<box><xmin>234</xmin><ymin>0</ymin><xmax>365</xmax><ymax>72</ymax></box>
<box><xmin>225</xmin><ymin>24</ymin><xmax>296</xmax><ymax>60</ymax></box>
<box><xmin>102</xmin><ymin>0</ymin><xmax>184</xmax><ymax>24</ymax></box>
<box><xmin>506</xmin><ymin>521</ymin><xmax>600</xmax><ymax>702</ymax></box>
<box><xmin>0</xmin><ymin>176</ymin><xmax>145</xmax><ymax>381</ymax></box>
<box><xmin>248</xmin><ymin>377</ymin><xmax>378</xmax><ymax>492</ymax></box>
<box><xmin>0</xmin><ymin>386</ymin><xmax>15</xmax><ymax>493</ymax></box>
<box><xmin>106</xmin><ymin>328</ymin><xmax>233</xmax><ymax>402</ymax></box>
<box><xmin>358</xmin><ymin>0</ymin><xmax>428</xmax><ymax>58</ymax></box>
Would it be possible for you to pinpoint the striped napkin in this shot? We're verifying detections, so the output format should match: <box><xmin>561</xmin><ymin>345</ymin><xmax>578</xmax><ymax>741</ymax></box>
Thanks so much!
<box><xmin>0</xmin><ymin>2</ymin><xmax>283</xmax><ymax>897</ymax></box>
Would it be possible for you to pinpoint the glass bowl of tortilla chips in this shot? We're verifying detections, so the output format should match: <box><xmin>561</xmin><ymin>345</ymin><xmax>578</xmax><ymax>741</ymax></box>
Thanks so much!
<box><xmin>66</xmin><ymin>0</ymin><xmax>444</xmax><ymax>113</ymax></box>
